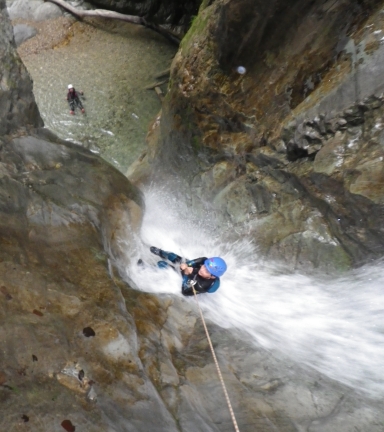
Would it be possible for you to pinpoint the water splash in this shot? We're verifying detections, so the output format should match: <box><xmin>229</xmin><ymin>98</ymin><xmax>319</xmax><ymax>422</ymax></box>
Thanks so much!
<box><xmin>126</xmin><ymin>186</ymin><xmax>384</xmax><ymax>399</ymax></box>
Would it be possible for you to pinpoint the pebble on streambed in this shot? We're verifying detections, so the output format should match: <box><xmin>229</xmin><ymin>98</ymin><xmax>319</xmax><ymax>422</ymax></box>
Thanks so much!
<box><xmin>14</xmin><ymin>16</ymin><xmax>75</xmax><ymax>56</ymax></box>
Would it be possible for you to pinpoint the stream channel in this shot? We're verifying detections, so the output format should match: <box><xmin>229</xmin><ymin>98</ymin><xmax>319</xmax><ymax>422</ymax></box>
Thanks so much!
<box><xmin>17</xmin><ymin>14</ymin><xmax>176</xmax><ymax>173</ymax></box>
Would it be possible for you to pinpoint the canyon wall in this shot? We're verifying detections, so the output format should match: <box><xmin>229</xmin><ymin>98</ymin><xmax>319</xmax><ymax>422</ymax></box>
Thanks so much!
<box><xmin>132</xmin><ymin>0</ymin><xmax>384</xmax><ymax>271</ymax></box>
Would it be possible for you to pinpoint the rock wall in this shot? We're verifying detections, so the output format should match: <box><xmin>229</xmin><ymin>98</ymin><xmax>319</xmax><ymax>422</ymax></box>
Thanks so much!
<box><xmin>2</xmin><ymin>129</ymin><xmax>378</xmax><ymax>432</ymax></box>
<box><xmin>132</xmin><ymin>0</ymin><xmax>384</xmax><ymax>271</ymax></box>
<box><xmin>0</xmin><ymin>0</ymin><xmax>42</xmax><ymax>134</ymax></box>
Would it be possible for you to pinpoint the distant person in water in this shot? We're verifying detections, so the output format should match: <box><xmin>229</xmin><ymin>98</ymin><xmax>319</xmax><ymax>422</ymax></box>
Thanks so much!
<box><xmin>145</xmin><ymin>246</ymin><xmax>227</xmax><ymax>296</ymax></box>
<box><xmin>66</xmin><ymin>84</ymin><xmax>85</xmax><ymax>115</ymax></box>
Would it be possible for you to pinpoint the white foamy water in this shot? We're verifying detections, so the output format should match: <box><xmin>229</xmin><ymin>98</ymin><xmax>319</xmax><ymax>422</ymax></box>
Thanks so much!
<box><xmin>126</xmin><ymin>186</ymin><xmax>384</xmax><ymax>399</ymax></box>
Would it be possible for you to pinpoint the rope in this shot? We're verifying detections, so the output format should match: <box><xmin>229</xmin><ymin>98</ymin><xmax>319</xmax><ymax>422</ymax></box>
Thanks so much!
<box><xmin>192</xmin><ymin>287</ymin><xmax>240</xmax><ymax>432</ymax></box>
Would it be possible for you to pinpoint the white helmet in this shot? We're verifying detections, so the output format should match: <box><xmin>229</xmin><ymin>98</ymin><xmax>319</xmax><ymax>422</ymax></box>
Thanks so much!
<box><xmin>68</xmin><ymin>84</ymin><xmax>73</xmax><ymax>89</ymax></box>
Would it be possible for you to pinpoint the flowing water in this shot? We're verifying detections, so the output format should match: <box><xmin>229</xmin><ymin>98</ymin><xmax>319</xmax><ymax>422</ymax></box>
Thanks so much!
<box><xmin>19</xmin><ymin>19</ymin><xmax>176</xmax><ymax>172</ymax></box>
<box><xmin>127</xmin><ymin>186</ymin><xmax>384</xmax><ymax>400</ymax></box>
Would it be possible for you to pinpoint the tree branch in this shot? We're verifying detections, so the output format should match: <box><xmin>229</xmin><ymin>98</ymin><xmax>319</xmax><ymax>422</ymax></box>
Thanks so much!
<box><xmin>47</xmin><ymin>0</ymin><xmax>142</xmax><ymax>23</ymax></box>
<box><xmin>46</xmin><ymin>0</ymin><xmax>180</xmax><ymax>45</ymax></box>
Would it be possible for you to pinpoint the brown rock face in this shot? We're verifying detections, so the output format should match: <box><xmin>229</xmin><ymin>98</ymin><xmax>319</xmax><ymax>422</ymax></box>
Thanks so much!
<box><xmin>0</xmin><ymin>131</ymin><xmax>159</xmax><ymax>431</ymax></box>
<box><xmin>0</xmin><ymin>131</ymin><xmax>144</xmax><ymax>263</ymax></box>
<box><xmin>132</xmin><ymin>0</ymin><xmax>384</xmax><ymax>270</ymax></box>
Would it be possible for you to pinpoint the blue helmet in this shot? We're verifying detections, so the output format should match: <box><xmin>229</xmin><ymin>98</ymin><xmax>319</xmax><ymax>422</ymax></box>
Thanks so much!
<box><xmin>204</xmin><ymin>257</ymin><xmax>227</xmax><ymax>277</ymax></box>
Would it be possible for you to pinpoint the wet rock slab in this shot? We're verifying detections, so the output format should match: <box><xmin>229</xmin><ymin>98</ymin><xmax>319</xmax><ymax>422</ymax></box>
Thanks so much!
<box><xmin>0</xmin><ymin>130</ymin><xmax>171</xmax><ymax>431</ymax></box>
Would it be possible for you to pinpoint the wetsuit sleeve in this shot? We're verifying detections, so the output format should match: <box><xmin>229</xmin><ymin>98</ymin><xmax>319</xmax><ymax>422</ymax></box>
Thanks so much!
<box><xmin>185</xmin><ymin>257</ymin><xmax>207</xmax><ymax>268</ymax></box>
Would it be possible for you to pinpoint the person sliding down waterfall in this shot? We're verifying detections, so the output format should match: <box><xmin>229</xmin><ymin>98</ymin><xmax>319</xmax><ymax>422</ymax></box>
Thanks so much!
<box><xmin>146</xmin><ymin>246</ymin><xmax>227</xmax><ymax>296</ymax></box>
<box><xmin>66</xmin><ymin>84</ymin><xmax>85</xmax><ymax>115</ymax></box>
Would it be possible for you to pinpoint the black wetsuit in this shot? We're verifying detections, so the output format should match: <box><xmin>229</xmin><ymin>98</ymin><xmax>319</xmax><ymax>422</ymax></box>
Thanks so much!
<box><xmin>67</xmin><ymin>89</ymin><xmax>84</xmax><ymax>111</ymax></box>
<box><xmin>180</xmin><ymin>257</ymin><xmax>219</xmax><ymax>296</ymax></box>
<box><xmin>156</xmin><ymin>252</ymin><xmax>220</xmax><ymax>296</ymax></box>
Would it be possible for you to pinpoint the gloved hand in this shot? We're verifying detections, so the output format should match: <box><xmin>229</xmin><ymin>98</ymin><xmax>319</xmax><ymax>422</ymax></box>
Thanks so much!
<box><xmin>180</xmin><ymin>263</ymin><xmax>193</xmax><ymax>275</ymax></box>
<box><xmin>186</xmin><ymin>279</ymin><xmax>196</xmax><ymax>288</ymax></box>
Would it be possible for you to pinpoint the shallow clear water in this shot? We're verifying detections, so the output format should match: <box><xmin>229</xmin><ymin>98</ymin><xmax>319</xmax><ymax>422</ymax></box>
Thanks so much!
<box><xmin>20</xmin><ymin>20</ymin><xmax>176</xmax><ymax>172</ymax></box>
<box><xmin>127</xmin><ymin>186</ymin><xmax>384</xmax><ymax>400</ymax></box>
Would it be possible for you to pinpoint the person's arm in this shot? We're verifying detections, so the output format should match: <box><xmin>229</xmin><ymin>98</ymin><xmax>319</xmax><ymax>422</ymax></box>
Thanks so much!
<box><xmin>180</xmin><ymin>257</ymin><xmax>207</xmax><ymax>275</ymax></box>
<box><xmin>186</xmin><ymin>257</ymin><xmax>206</xmax><ymax>267</ymax></box>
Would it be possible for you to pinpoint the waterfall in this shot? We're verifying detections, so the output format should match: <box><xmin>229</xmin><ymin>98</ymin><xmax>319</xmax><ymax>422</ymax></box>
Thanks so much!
<box><xmin>126</xmin><ymin>186</ymin><xmax>384</xmax><ymax>399</ymax></box>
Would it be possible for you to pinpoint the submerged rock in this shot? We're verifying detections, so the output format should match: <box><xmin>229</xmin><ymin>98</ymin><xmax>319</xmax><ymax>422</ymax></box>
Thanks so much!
<box><xmin>7</xmin><ymin>0</ymin><xmax>44</xmax><ymax>20</ymax></box>
<box><xmin>13</xmin><ymin>23</ymin><xmax>37</xmax><ymax>47</ymax></box>
<box><xmin>32</xmin><ymin>2</ymin><xmax>63</xmax><ymax>21</ymax></box>
<box><xmin>7</xmin><ymin>0</ymin><xmax>62</xmax><ymax>21</ymax></box>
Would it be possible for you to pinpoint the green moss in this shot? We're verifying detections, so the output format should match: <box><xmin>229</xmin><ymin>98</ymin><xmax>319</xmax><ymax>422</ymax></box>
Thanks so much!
<box><xmin>199</xmin><ymin>0</ymin><xmax>213</xmax><ymax>11</ymax></box>
<box><xmin>190</xmin><ymin>15</ymin><xmax>197</xmax><ymax>26</ymax></box>
<box><xmin>264</xmin><ymin>51</ymin><xmax>276</xmax><ymax>68</ymax></box>
<box><xmin>90</xmin><ymin>247</ymin><xmax>107</xmax><ymax>262</ymax></box>
<box><xmin>167</xmin><ymin>76</ymin><xmax>174</xmax><ymax>91</ymax></box>
<box><xmin>181</xmin><ymin>9</ymin><xmax>211</xmax><ymax>52</ymax></box>
<box><xmin>191</xmin><ymin>135</ymin><xmax>201</xmax><ymax>154</ymax></box>
<box><xmin>324</xmin><ymin>247</ymin><xmax>352</xmax><ymax>273</ymax></box>
<box><xmin>8</xmin><ymin>78</ymin><xmax>17</xmax><ymax>90</ymax></box>
<box><xmin>8</xmin><ymin>386</ymin><xmax>20</xmax><ymax>394</ymax></box>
